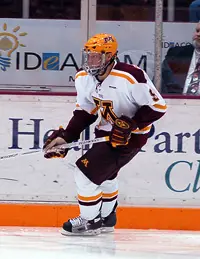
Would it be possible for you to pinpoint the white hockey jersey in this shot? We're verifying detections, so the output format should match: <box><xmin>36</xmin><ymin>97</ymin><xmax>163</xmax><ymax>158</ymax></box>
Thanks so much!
<box><xmin>75</xmin><ymin>61</ymin><xmax>167</xmax><ymax>135</ymax></box>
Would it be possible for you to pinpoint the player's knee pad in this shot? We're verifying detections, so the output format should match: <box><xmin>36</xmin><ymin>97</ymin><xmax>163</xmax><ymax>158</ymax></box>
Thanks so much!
<box><xmin>100</xmin><ymin>178</ymin><xmax>118</xmax><ymax>193</ymax></box>
<box><xmin>74</xmin><ymin>166</ymin><xmax>99</xmax><ymax>196</ymax></box>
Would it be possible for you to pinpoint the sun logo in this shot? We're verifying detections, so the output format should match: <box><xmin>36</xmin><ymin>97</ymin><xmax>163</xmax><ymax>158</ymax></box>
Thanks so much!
<box><xmin>0</xmin><ymin>23</ymin><xmax>27</xmax><ymax>71</ymax></box>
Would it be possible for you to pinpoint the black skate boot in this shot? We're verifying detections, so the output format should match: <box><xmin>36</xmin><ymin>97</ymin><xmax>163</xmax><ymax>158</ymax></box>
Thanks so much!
<box><xmin>61</xmin><ymin>214</ymin><xmax>102</xmax><ymax>236</ymax></box>
<box><xmin>101</xmin><ymin>202</ymin><xmax>117</xmax><ymax>233</ymax></box>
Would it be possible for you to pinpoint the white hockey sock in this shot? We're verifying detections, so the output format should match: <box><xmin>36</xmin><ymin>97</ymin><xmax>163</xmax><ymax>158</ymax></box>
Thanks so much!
<box><xmin>100</xmin><ymin>178</ymin><xmax>118</xmax><ymax>218</ymax></box>
<box><xmin>74</xmin><ymin>166</ymin><xmax>102</xmax><ymax>220</ymax></box>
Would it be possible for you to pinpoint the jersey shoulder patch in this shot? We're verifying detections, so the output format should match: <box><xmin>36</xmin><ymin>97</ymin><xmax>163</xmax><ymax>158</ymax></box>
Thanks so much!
<box><xmin>114</xmin><ymin>62</ymin><xmax>147</xmax><ymax>83</ymax></box>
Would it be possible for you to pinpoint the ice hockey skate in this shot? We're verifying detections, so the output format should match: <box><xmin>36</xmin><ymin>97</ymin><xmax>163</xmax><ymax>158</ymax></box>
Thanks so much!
<box><xmin>101</xmin><ymin>201</ymin><xmax>117</xmax><ymax>232</ymax></box>
<box><xmin>61</xmin><ymin>214</ymin><xmax>102</xmax><ymax>236</ymax></box>
<box><xmin>101</xmin><ymin>211</ymin><xmax>117</xmax><ymax>233</ymax></box>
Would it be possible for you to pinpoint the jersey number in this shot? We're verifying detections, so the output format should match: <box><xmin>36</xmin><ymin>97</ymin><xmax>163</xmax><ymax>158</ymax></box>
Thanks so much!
<box><xmin>149</xmin><ymin>89</ymin><xmax>159</xmax><ymax>102</ymax></box>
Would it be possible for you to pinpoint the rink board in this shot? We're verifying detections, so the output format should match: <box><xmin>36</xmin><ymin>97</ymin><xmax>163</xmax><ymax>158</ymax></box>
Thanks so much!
<box><xmin>0</xmin><ymin>19</ymin><xmax>194</xmax><ymax>87</ymax></box>
<box><xmin>0</xmin><ymin>95</ymin><xmax>200</xmax><ymax>229</ymax></box>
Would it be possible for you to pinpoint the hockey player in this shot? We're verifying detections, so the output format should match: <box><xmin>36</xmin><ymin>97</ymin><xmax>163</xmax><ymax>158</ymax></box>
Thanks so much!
<box><xmin>43</xmin><ymin>33</ymin><xmax>167</xmax><ymax>235</ymax></box>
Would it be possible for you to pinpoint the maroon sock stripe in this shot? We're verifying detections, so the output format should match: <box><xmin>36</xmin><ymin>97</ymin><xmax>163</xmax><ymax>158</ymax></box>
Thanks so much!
<box><xmin>102</xmin><ymin>195</ymin><xmax>118</xmax><ymax>203</ymax></box>
<box><xmin>78</xmin><ymin>197</ymin><xmax>102</xmax><ymax>206</ymax></box>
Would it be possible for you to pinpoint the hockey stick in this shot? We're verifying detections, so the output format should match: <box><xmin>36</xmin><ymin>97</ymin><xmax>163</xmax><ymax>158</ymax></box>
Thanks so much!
<box><xmin>0</xmin><ymin>136</ymin><xmax>109</xmax><ymax>161</ymax></box>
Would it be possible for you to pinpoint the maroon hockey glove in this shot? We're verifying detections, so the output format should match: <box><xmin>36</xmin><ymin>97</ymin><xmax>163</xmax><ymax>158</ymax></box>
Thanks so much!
<box><xmin>43</xmin><ymin>127</ymin><xmax>69</xmax><ymax>159</ymax></box>
<box><xmin>110</xmin><ymin>116</ymin><xmax>136</xmax><ymax>147</ymax></box>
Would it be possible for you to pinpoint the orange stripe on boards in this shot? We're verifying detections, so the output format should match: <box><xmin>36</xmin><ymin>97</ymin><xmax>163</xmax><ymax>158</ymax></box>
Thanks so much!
<box><xmin>110</xmin><ymin>71</ymin><xmax>135</xmax><ymax>84</ymax></box>
<box><xmin>0</xmin><ymin>203</ymin><xmax>77</xmax><ymax>227</ymax></box>
<box><xmin>1</xmin><ymin>204</ymin><xmax>200</xmax><ymax>230</ymax></box>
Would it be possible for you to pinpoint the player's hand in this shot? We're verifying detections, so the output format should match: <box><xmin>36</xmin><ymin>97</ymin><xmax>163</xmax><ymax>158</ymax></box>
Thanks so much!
<box><xmin>110</xmin><ymin>116</ymin><xmax>134</xmax><ymax>147</ymax></box>
<box><xmin>43</xmin><ymin>127</ymin><xmax>69</xmax><ymax>159</ymax></box>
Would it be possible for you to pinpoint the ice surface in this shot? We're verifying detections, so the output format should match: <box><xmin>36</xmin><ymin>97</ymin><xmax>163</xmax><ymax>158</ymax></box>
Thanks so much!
<box><xmin>0</xmin><ymin>227</ymin><xmax>200</xmax><ymax>259</ymax></box>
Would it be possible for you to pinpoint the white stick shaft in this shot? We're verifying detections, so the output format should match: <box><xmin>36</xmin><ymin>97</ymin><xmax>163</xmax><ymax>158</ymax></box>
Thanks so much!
<box><xmin>0</xmin><ymin>150</ymin><xmax>41</xmax><ymax>160</ymax></box>
<box><xmin>0</xmin><ymin>136</ymin><xmax>109</xmax><ymax>161</ymax></box>
<box><xmin>58</xmin><ymin>136</ymin><xmax>109</xmax><ymax>149</ymax></box>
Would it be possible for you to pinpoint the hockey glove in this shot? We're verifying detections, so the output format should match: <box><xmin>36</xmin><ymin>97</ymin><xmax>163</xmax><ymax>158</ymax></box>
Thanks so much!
<box><xmin>43</xmin><ymin>127</ymin><xmax>69</xmax><ymax>159</ymax></box>
<box><xmin>110</xmin><ymin>115</ymin><xmax>136</xmax><ymax>147</ymax></box>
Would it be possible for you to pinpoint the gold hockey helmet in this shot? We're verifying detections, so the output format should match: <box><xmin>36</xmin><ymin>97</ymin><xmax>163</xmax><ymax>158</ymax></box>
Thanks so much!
<box><xmin>81</xmin><ymin>33</ymin><xmax>118</xmax><ymax>76</ymax></box>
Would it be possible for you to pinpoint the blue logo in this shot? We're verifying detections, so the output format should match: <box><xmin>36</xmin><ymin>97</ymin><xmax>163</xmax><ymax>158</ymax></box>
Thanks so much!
<box><xmin>42</xmin><ymin>53</ymin><xmax>59</xmax><ymax>70</ymax></box>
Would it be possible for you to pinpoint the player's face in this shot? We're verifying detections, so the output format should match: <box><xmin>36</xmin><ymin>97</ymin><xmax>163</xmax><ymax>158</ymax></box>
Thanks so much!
<box><xmin>82</xmin><ymin>50</ymin><xmax>106</xmax><ymax>75</ymax></box>
<box><xmin>193</xmin><ymin>23</ymin><xmax>200</xmax><ymax>49</ymax></box>
<box><xmin>87</xmin><ymin>52</ymin><xmax>102</xmax><ymax>68</ymax></box>
<box><xmin>81</xmin><ymin>50</ymin><xmax>114</xmax><ymax>76</ymax></box>
<box><xmin>86</xmin><ymin>52</ymin><xmax>112</xmax><ymax>68</ymax></box>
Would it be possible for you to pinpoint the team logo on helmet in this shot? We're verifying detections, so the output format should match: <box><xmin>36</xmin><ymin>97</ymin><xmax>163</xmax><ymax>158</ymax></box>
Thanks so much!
<box><xmin>104</xmin><ymin>36</ymin><xmax>114</xmax><ymax>43</ymax></box>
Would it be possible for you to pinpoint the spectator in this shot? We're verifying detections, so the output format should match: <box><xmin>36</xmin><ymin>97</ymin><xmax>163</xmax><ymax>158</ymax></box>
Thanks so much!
<box><xmin>161</xmin><ymin>22</ymin><xmax>200</xmax><ymax>95</ymax></box>
<box><xmin>189</xmin><ymin>0</ymin><xmax>200</xmax><ymax>22</ymax></box>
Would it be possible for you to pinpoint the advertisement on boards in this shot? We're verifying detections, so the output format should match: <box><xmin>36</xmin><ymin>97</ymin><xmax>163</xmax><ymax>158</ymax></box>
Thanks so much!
<box><xmin>0</xmin><ymin>19</ymin><xmax>81</xmax><ymax>87</ymax></box>
<box><xmin>0</xmin><ymin>19</ymin><xmax>194</xmax><ymax>87</ymax></box>
<box><xmin>0</xmin><ymin>95</ymin><xmax>199</xmax><ymax>207</ymax></box>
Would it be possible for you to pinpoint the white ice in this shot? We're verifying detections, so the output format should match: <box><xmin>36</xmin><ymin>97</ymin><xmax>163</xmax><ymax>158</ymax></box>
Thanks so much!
<box><xmin>1</xmin><ymin>227</ymin><xmax>200</xmax><ymax>259</ymax></box>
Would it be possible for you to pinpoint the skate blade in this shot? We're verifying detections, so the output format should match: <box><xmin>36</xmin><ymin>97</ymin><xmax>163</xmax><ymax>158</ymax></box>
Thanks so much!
<box><xmin>60</xmin><ymin>228</ymin><xmax>101</xmax><ymax>236</ymax></box>
<box><xmin>101</xmin><ymin>226</ymin><xmax>115</xmax><ymax>233</ymax></box>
